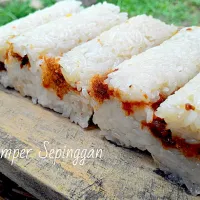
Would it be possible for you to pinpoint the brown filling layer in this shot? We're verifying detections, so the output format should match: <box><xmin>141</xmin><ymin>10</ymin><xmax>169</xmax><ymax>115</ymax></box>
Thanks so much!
<box><xmin>9</xmin><ymin>47</ymin><xmax>30</xmax><ymax>69</ymax></box>
<box><xmin>185</xmin><ymin>103</ymin><xmax>195</xmax><ymax>111</ymax></box>
<box><xmin>0</xmin><ymin>62</ymin><xmax>6</xmax><ymax>71</ymax></box>
<box><xmin>89</xmin><ymin>65</ymin><xmax>200</xmax><ymax>158</ymax></box>
<box><xmin>120</xmin><ymin>95</ymin><xmax>166</xmax><ymax>116</ymax></box>
<box><xmin>89</xmin><ymin>70</ymin><xmax>149</xmax><ymax>115</ymax></box>
<box><xmin>89</xmin><ymin>69</ymin><xmax>119</xmax><ymax>104</ymax></box>
<box><xmin>186</xmin><ymin>27</ymin><xmax>192</xmax><ymax>31</ymax></box>
<box><xmin>9</xmin><ymin>44</ymin><xmax>77</xmax><ymax>99</ymax></box>
<box><xmin>20</xmin><ymin>55</ymin><xmax>30</xmax><ymax>69</ymax></box>
<box><xmin>122</xmin><ymin>101</ymin><xmax>147</xmax><ymax>115</ymax></box>
<box><xmin>89</xmin><ymin>72</ymin><xmax>166</xmax><ymax>115</ymax></box>
<box><xmin>143</xmin><ymin>117</ymin><xmax>200</xmax><ymax>159</ymax></box>
<box><xmin>41</xmin><ymin>56</ymin><xmax>78</xmax><ymax>100</ymax></box>
<box><xmin>89</xmin><ymin>74</ymin><xmax>112</xmax><ymax>103</ymax></box>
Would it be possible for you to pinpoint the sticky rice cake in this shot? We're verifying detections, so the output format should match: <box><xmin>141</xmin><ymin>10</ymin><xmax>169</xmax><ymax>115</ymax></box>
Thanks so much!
<box><xmin>19</xmin><ymin>15</ymin><xmax>177</xmax><ymax>128</ymax></box>
<box><xmin>92</xmin><ymin>27</ymin><xmax>200</xmax><ymax>150</ymax></box>
<box><xmin>0</xmin><ymin>0</ymin><xmax>82</xmax><ymax>87</ymax></box>
<box><xmin>146</xmin><ymin>73</ymin><xmax>200</xmax><ymax>195</ymax></box>
<box><xmin>5</xmin><ymin>2</ymin><xmax>127</xmax><ymax>128</ymax></box>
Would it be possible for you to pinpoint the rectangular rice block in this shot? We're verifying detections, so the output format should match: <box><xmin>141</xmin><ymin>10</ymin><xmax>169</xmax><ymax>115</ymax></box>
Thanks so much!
<box><xmin>91</xmin><ymin>27</ymin><xmax>200</xmax><ymax>194</ymax></box>
<box><xmin>92</xmin><ymin>27</ymin><xmax>200</xmax><ymax>149</ymax></box>
<box><xmin>0</xmin><ymin>0</ymin><xmax>82</xmax><ymax>87</ymax></box>
<box><xmin>60</xmin><ymin>15</ymin><xmax>177</xmax><ymax>91</ymax></box>
<box><xmin>34</xmin><ymin>15</ymin><xmax>176</xmax><ymax>128</ymax></box>
<box><xmin>58</xmin><ymin>15</ymin><xmax>176</xmax><ymax>127</ymax></box>
<box><xmin>156</xmin><ymin>72</ymin><xmax>200</xmax><ymax>141</ymax></box>
<box><xmin>6</xmin><ymin>3</ymin><xmax>127</xmax><ymax>128</ymax></box>
<box><xmin>148</xmin><ymin>73</ymin><xmax>200</xmax><ymax>195</ymax></box>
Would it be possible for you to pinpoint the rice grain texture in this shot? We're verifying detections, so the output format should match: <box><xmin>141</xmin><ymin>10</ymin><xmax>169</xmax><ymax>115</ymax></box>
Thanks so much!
<box><xmin>6</xmin><ymin>2</ymin><xmax>127</xmax><ymax>128</ymax></box>
<box><xmin>0</xmin><ymin>0</ymin><xmax>82</xmax><ymax>87</ymax></box>
<box><xmin>93</xmin><ymin>27</ymin><xmax>200</xmax><ymax>149</ymax></box>
<box><xmin>92</xmin><ymin>27</ymin><xmax>200</xmax><ymax>194</ymax></box>
<box><xmin>56</xmin><ymin>15</ymin><xmax>177</xmax><ymax>127</ymax></box>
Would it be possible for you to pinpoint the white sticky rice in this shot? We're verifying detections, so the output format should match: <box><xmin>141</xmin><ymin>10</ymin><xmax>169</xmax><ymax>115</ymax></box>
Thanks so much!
<box><xmin>93</xmin><ymin>27</ymin><xmax>200</xmax><ymax>149</ymax></box>
<box><xmin>0</xmin><ymin>0</ymin><xmax>82</xmax><ymax>87</ymax></box>
<box><xmin>6</xmin><ymin>2</ymin><xmax>127</xmax><ymax>128</ymax></box>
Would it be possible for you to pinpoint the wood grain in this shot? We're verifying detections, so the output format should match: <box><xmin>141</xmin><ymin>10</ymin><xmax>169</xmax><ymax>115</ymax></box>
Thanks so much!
<box><xmin>0</xmin><ymin>86</ymin><xmax>199</xmax><ymax>200</ymax></box>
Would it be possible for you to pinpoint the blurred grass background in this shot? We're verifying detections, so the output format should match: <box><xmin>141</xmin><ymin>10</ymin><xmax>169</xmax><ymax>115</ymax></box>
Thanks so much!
<box><xmin>0</xmin><ymin>0</ymin><xmax>200</xmax><ymax>26</ymax></box>
<box><xmin>0</xmin><ymin>0</ymin><xmax>56</xmax><ymax>25</ymax></box>
<box><xmin>102</xmin><ymin>0</ymin><xmax>200</xmax><ymax>26</ymax></box>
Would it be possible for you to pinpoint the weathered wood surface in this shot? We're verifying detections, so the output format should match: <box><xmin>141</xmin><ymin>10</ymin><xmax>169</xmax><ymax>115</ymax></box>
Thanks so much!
<box><xmin>0</xmin><ymin>86</ymin><xmax>199</xmax><ymax>200</ymax></box>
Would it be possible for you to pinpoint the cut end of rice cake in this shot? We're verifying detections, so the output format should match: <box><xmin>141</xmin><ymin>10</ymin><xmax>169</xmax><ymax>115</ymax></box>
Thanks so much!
<box><xmin>156</xmin><ymin>73</ymin><xmax>200</xmax><ymax>142</ymax></box>
<box><xmin>41</xmin><ymin>56</ymin><xmax>79</xmax><ymax>100</ymax></box>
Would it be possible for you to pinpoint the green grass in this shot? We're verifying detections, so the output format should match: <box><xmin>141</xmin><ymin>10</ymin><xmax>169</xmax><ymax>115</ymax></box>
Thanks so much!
<box><xmin>0</xmin><ymin>0</ymin><xmax>200</xmax><ymax>26</ymax></box>
<box><xmin>0</xmin><ymin>0</ymin><xmax>56</xmax><ymax>26</ymax></box>
<box><xmin>98</xmin><ymin>0</ymin><xmax>200</xmax><ymax>25</ymax></box>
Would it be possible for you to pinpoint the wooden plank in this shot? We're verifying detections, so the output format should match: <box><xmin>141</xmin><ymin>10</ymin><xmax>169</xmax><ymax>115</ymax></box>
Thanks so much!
<box><xmin>0</xmin><ymin>86</ymin><xmax>198</xmax><ymax>200</ymax></box>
